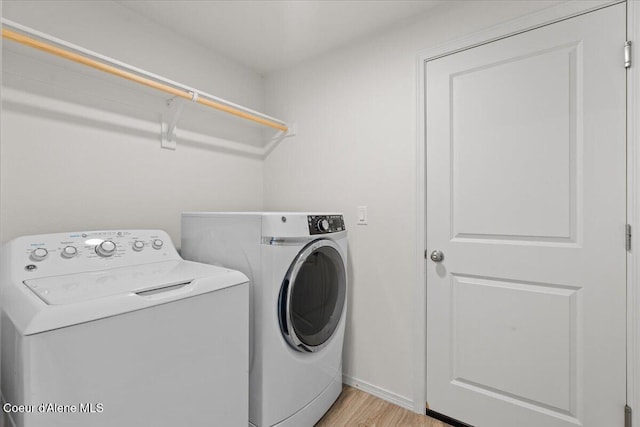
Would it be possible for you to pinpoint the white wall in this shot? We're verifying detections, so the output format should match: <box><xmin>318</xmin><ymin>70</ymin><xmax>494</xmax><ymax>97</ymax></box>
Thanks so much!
<box><xmin>0</xmin><ymin>0</ymin><xmax>266</xmax><ymax>244</ymax></box>
<box><xmin>263</xmin><ymin>0</ymin><xmax>562</xmax><ymax>407</ymax></box>
<box><xmin>1</xmin><ymin>0</ymin><xmax>591</xmax><ymax>413</ymax></box>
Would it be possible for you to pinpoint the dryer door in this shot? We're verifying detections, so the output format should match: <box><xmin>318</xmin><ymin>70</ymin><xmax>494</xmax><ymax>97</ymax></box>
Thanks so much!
<box><xmin>279</xmin><ymin>239</ymin><xmax>346</xmax><ymax>353</ymax></box>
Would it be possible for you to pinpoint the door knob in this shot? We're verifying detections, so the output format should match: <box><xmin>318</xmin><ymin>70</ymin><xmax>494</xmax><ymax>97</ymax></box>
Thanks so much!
<box><xmin>430</xmin><ymin>250</ymin><xmax>444</xmax><ymax>263</ymax></box>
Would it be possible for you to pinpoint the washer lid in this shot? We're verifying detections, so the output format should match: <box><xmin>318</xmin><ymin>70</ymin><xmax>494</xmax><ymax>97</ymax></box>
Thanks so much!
<box><xmin>23</xmin><ymin>260</ymin><xmax>229</xmax><ymax>305</ymax></box>
<box><xmin>5</xmin><ymin>260</ymin><xmax>248</xmax><ymax>335</ymax></box>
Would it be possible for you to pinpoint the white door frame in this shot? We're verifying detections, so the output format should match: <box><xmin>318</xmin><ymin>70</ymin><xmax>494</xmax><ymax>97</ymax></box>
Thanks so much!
<box><xmin>627</xmin><ymin>0</ymin><xmax>640</xmax><ymax>418</ymax></box>
<box><xmin>414</xmin><ymin>0</ymin><xmax>639</xmax><ymax>416</ymax></box>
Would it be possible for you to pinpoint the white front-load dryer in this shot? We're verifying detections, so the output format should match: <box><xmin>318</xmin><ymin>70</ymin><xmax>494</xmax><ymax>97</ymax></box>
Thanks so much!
<box><xmin>181</xmin><ymin>212</ymin><xmax>348</xmax><ymax>427</ymax></box>
<box><xmin>0</xmin><ymin>229</ymin><xmax>249</xmax><ymax>427</ymax></box>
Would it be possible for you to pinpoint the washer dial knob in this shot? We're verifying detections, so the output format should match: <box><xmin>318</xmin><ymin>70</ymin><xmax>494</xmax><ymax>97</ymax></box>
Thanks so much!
<box><xmin>132</xmin><ymin>241</ymin><xmax>145</xmax><ymax>252</ymax></box>
<box><xmin>152</xmin><ymin>239</ymin><xmax>163</xmax><ymax>250</ymax></box>
<box><xmin>316</xmin><ymin>219</ymin><xmax>330</xmax><ymax>232</ymax></box>
<box><xmin>96</xmin><ymin>240</ymin><xmax>117</xmax><ymax>257</ymax></box>
<box><xmin>61</xmin><ymin>246</ymin><xmax>78</xmax><ymax>259</ymax></box>
<box><xmin>31</xmin><ymin>248</ymin><xmax>48</xmax><ymax>262</ymax></box>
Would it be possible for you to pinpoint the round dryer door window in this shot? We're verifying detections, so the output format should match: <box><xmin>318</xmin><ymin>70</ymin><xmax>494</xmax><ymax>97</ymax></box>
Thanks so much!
<box><xmin>279</xmin><ymin>239</ymin><xmax>346</xmax><ymax>352</ymax></box>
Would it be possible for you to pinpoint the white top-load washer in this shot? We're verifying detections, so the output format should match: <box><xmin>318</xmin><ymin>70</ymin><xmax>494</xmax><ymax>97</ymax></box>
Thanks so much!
<box><xmin>0</xmin><ymin>229</ymin><xmax>249</xmax><ymax>427</ymax></box>
<box><xmin>181</xmin><ymin>213</ymin><xmax>347</xmax><ymax>427</ymax></box>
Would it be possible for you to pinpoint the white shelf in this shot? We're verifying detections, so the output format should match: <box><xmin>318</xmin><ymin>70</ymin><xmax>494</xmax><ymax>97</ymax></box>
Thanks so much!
<box><xmin>1</xmin><ymin>18</ymin><xmax>295</xmax><ymax>155</ymax></box>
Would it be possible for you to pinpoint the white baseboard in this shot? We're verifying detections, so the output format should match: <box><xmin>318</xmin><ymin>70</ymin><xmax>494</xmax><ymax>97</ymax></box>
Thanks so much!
<box><xmin>342</xmin><ymin>375</ymin><xmax>415</xmax><ymax>412</ymax></box>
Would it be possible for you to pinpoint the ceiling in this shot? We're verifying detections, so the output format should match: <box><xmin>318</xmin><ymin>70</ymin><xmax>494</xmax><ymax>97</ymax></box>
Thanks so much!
<box><xmin>115</xmin><ymin>1</ymin><xmax>445</xmax><ymax>74</ymax></box>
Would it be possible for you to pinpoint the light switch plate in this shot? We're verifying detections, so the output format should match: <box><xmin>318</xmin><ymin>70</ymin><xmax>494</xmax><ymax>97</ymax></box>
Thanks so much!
<box><xmin>357</xmin><ymin>206</ymin><xmax>368</xmax><ymax>225</ymax></box>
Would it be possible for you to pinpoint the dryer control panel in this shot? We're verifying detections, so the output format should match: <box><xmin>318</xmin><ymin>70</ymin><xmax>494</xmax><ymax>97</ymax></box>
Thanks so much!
<box><xmin>9</xmin><ymin>229</ymin><xmax>180</xmax><ymax>279</ymax></box>
<box><xmin>308</xmin><ymin>215</ymin><xmax>345</xmax><ymax>235</ymax></box>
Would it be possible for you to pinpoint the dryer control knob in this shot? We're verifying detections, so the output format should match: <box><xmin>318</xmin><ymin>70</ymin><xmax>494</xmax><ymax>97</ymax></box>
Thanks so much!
<box><xmin>31</xmin><ymin>248</ymin><xmax>48</xmax><ymax>262</ymax></box>
<box><xmin>61</xmin><ymin>246</ymin><xmax>78</xmax><ymax>259</ymax></box>
<box><xmin>132</xmin><ymin>241</ymin><xmax>145</xmax><ymax>252</ymax></box>
<box><xmin>317</xmin><ymin>219</ymin><xmax>330</xmax><ymax>232</ymax></box>
<box><xmin>96</xmin><ymin>241</ymin><xmax>117</xmax><ymax>257</ymax></box>
<box><xmin>152</xmin><ymin>239</ymin><xmax>163</xmax><ymax>250</ymax></box>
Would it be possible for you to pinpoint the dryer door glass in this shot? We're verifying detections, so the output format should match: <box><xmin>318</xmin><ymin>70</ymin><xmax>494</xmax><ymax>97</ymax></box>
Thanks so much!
<box><xmin>279</xmin><ymin>239</ymin><xmax>346</xmax><ymax>352</ymax></box>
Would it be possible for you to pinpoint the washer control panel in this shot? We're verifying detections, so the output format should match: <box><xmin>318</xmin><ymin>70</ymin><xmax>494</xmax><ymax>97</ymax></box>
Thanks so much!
<box><xmin>307</xmin><ymin>215</ymin><xmax>345</xmax><ymax>235</ymax></box>
<box><xmin>13</xmin><ymin>229</ymin><xmax>179</xmax><ymax>278</ymax></box>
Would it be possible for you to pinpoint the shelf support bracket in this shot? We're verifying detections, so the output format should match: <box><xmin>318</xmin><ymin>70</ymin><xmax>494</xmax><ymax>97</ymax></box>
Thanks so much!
<box><xmin>161</xmin><ymin>91</ymin><xmax>199</xmax><ymax>150</ymax></box>
<box><xmin>263</xmin><ymin>123</ymin><xmax>297</xmax><ymax>157</ymax></box>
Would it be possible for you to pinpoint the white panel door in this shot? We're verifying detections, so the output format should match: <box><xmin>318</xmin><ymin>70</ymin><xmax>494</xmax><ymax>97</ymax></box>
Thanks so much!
<box><xmin>425</xmin><ymin>4</ymin><xmax>626</xmax><ymax>427</ymax></box>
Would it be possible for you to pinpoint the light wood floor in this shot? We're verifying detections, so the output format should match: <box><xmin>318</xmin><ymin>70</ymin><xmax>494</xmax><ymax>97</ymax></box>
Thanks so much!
<box><xmin>315</xmin><ymin>385</ymin><xmax>450</xmax><ymax>427</ymax></box>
